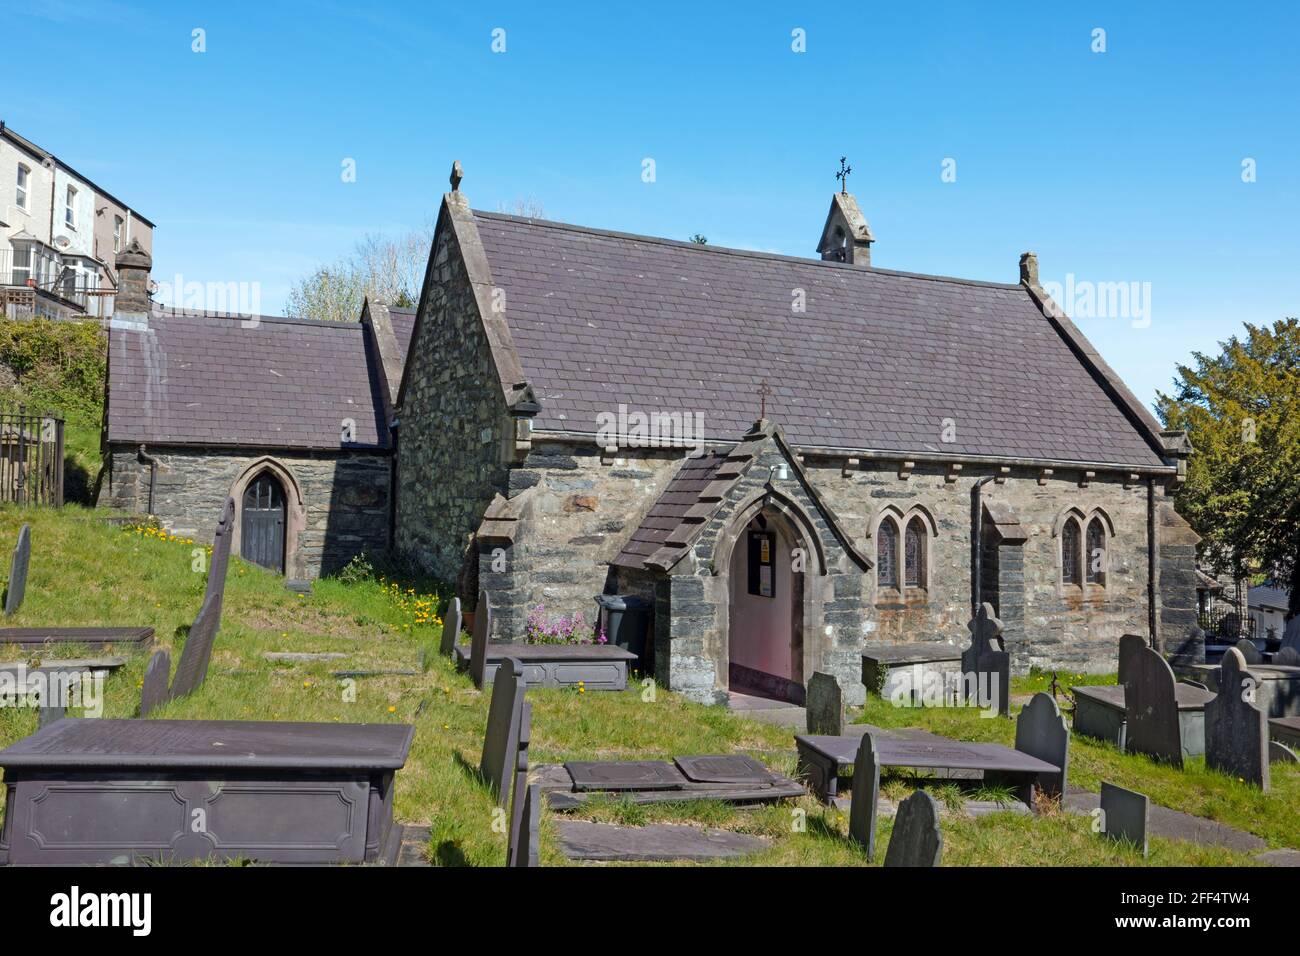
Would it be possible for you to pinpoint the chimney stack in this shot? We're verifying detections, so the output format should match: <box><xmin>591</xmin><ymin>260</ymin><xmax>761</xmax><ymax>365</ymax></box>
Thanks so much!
<box><xmin>816</xmin><ymin>192</ymin><xmax>874</xmax><ymax>266</ymax></box>
<box><xmin>113</xmin><ymin>238</ymin><xmax>152</xmax><ymax>324</ymax></box>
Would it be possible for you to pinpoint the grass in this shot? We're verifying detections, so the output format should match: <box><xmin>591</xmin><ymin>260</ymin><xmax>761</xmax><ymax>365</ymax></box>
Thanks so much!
<box><xmin>0</xmin><ymin>503</ymin><xmax>1291</xmax><ymax>866</ymax></box>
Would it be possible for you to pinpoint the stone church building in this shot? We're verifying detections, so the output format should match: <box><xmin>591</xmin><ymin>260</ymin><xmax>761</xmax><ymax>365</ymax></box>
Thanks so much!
<box><xmin>392</xmin><ymin>169</ymin><xmax>1200</xmax><ymax>705</ymax></box>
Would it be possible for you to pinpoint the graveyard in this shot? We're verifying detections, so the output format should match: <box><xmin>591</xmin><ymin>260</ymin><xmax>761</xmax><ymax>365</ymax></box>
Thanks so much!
<box><xmin>0</xmin><ymin>504</ymin><xmax>1296</xmax><ymax>867</ymax></box>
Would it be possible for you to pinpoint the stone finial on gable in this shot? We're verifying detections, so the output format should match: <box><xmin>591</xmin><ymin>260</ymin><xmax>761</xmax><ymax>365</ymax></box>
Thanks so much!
<box><xmin>1019</xmin><ymin>251</ymin><xmax>1039</xmax><ymax>288</ymax></box>
<box><xmin>817</xmin><ymin>192</ymin><xmax>874</xmax><ymax>266</ymax></box>
<box><xmin>450</xmin><ymin>160</ymin><xmax>464</xmax><ymax>193</ymax></box>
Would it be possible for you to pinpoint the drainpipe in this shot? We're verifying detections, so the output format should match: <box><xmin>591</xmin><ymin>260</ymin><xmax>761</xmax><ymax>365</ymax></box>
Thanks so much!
<box><xmin>971</xmin><ymin>475</ymin><xmax>997</xmax><ymax>615</ymax></box>
<box><xmin>1147</xmin><ymin>478</ymin><xmax>1158</xmax><ymax>649</ymax></box>
<box><xmin>137</xmin><ymin>443</ymin><xmax>158</xmax><ymax>515</ymax></box>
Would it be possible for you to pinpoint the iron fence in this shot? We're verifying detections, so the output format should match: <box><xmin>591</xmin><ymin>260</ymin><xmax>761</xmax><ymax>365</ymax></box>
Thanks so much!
<box><xmin>0</xmin><ymin>405</ymin><xmax>65</xmax><ymax>506</ymax></box>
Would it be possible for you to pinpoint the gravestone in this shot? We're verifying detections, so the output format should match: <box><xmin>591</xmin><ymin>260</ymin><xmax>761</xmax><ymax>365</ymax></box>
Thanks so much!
<box><xmin>567</xmin><ymin>761</ymin><xmax>687</xmax><ymax>791</ymax></box>
<box><xmin>480</xmin><ymin>656</ymin><xmax>525</xmax><ymax>805</ymax></box>
<box><xmin>139</xmin><ymin>649</ymin><xmax>171</xmax><ymax>717</ymax></box>
<box><xmin>507</xmin><ymin>783</ymin><xmax>540</xmax><ymax>868</ymax></box>
<box><xmin>673</xmin><ymin>754</ymin><xmax>772</xmax><ymax>785</ymax></box>
<box><xmin>469</xmin><ymin>589</ymin><xmax>492</xmax><ymax>688</ymax></box>
<box><xmin>37</xmin><ymin>705</ymin><xmax>65</xmax><ymax>729</ymax></box>
<box><xmin>439</xmin><ymin>596</ymin><xmax>462</xmax><ymax>658</ymax></box>
<box><xmin>1205</xmin><ymin>647</ymin><xmax>1270</xmax><ymax>789</ymax></box>
<box><xmin>1269</xmin><ymin>741</ymin><xmax>1298</xmax><ymax>764</ymax></box>
<box><xmin>1125</xmin><ymin>645</ymin><xmax>1183</xmax><ymax>768</ymax></box>
<box><xmin>1235</xmin><ymin>638</ymin><xmax>1263</xmax><ymax>665</ymax></box>
<box><xmin>1116</xmin><ymin>633</ymin><xmax>1146</xmax><ymax>684</ymax></box>
<box><xmin>1282</xmin><ymin>615</ymin><xmax>1300</xmax><ymax>654</ymax></box>
<box><xmin>170</xmin><ymin>497</ymin><xmax>235</xmax><ymax>699</ymax></box>
<box><xmin>4</xmin><ymin>523</ymin><xmax>30</xmax><ymax>616</ymax></box>
<box><xmin>1274</xmin><ymin>647</ymin><xmax>1300</xmax><ymax>667</ymax></box>
<box><xmin>1100</xmin><ymin>781</ymin><xmax>1149</xmax><ymax>856</ymax></box>
<box><xmin>1014</xmin><ymin>692</ymin><xmax>1070</xmax><ymax>798</ymax></box>
<box><xmin>506</xmin><ymin>700</ymin><xmax>532</xmax><ymax>866</ymax></box>
<box><xmin>806</xmin><ymin>671</ymin><xmax>843</xmax><ymax>735</ymax></box>
<box><xmin>847</xmin><ymin>731</ymin><xmax>880</xmax><ymax>859</ymax></box>
<box><xmin>883</xmin><ymin>790</ymin><xmax>943</xmax><ymax>867</ymax></box>
<box><xmin>961</xmin><ymin>602</ymin><xmax>1009</xmax><ymax>716</ymax></box>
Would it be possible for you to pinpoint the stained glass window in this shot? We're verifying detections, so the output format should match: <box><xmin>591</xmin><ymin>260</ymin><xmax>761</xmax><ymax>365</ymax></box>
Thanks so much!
<box><xmin>1086</xmin><ymin>518</ymin><xmax>1106</xmax><ymax>585</ymax></box>
<box><xmin>877</xmin><ymin>517</ymin><xmax>898</xmax><ymax>590</ymax></box>
<box><xmin>905</xmin><ymin>517</ymin><xmax>925</xmax><ymax>588</ymax></box>
<box><xmin>1062</xmin><ymin>519</ymin><xmax>1082</xmax><ymax>586</ymax></box>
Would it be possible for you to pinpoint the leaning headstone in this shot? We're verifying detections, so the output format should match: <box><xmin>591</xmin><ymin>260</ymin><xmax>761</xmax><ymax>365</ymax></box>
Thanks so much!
<box><xmin>1274</xmin><ymin>647</ymin><xmax>1300</xmax><ymax>667</ymax></box>
<box><xmin>4</xmin><ymin>523</ymin><xmax>31</xmax><ymax>616</ymax></box>
<box><xmin>1234</xmin><ymin>638</ymin><xmax>1263</xmax><ymax>665</ymax></box>
<box><xmin>1125</xmin><ymin>645</ymin><xmax>1183</xmax><ymax>768</ymax></box>
<box><xmin>170</xmin><ymin>497</ymin><xmax>235</xmax><ymax>699</ymax></box>
<box><xmin>469</xmin><ymin>589</ymin><xmax>493</xmax><ymax>689</ymax></box>
<box><xmin>883</xmin><ymin>790</ymin><xmax>943</xmax><ymax>867</ymax></box>
<box><xmin>1100</xmin><ymin>781</ymin><xmax>1149</xmax><ymax>857</ymax></box>
<box><xmin>439</xmin><ymin>596</ymin><xmax>462</xmax><ymax>658</ymax></box>
<box><xmin>1116</xmin><ymin>633</ymin><xmax>1146</xmax><ymax>685</ymax></box>
<box><xmin>1014</xmin><ymin>692</ymin><xmax>1069</xmax><ymax>798</ymax></box>
<box><xmin>961</xmin><ymin>602</ymin><xmax>1009</xmax><ymax>717</ymax></box>
<box><xmin>806</xmin><ymin>671</ymin><xmax>843</xmax><ymax>735</ymax></box>
<box><xmin>139</xmin><ymin>649</ymin><xmax>172</xmax><ymax>717</ymax></box>
<box><xmin>507</xmin><ymin>783</ymin><xmax>540</xmax><ymax>868</ymax></box>
<box><xmin>506</xmin><ymin>700</ymin><xmax>533</xmax><ymax>867</ymax></box>
<box><xmin>847</xmin><ymin>731</ymin><xmax>880</xmax><ymax>859</ymax></box>
<box><xmin>480</xmin><ymin>656</ymin><xmax>526</xmax><ymax>805</ymax></box>
<box><xmin>1205</xmin><ymin>647</ymin><xmax>1270</xmax><ymax>789</ymax></box>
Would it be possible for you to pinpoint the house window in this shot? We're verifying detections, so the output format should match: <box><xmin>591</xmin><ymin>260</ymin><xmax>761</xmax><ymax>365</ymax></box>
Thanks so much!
<box><xmin>1061</xmin><ymin>518</ymin><xmax>1082</xmax><ymax>586</ymax></box>
<box><xmin>15</xmin><ymin>164</ymin><xmax>29</xmax><ymax>210</ymax></box>
<box><xmin>10</xmin><ymin>242</ymin><xmax>32</xmax><ymax>285</ymax></box>
<box><xmin>877</xmin><ymin>516</ymin><xmax>899</xmax><ymax>590</ymax></box>
<box><xmin>64</xmin><ymin>185</ymin><xmax>77</xmax><ymax>228</ymax></box>
<box><xmin>905</xmin><ymin>517</ymin><xmax>927</xmax><ymax>588</ymax></box>
<box><xmin>1085</xmin><ymin>518</ymin><xmax>1107</xmax><ymax>585</ymax></box>
<box><xmin>113</xmin><ymin>216</ymin><xmax>124</xmax><ymax>253</ymax></box>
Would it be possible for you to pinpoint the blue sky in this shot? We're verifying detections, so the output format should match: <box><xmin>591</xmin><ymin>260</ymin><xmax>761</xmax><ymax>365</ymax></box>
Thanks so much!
<box><xmin>8</xmin><ymin>0</ymin><xmax>1297</xmax><ymax>411</ymax></box>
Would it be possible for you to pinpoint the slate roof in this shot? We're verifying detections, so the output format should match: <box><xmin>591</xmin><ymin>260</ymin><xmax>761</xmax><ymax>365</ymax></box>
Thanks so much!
<box><xmin>612</xmin><ymin>451</ymin><xmax>727</xmax><ymax>569</ymax></box>
<box><xmin>388</xmin><ymin>306</ymin><xmax>416</xmax><ymax>367</ymax></box>
<box><xmin>107</xmin><ymin>308</ymin><xmax>389</xmax><ymax>449</ymax></box>
<box><xmin>473</xmin><ymin>212</ymin><xmax>1166</xmax><ymax>468</ymax></box>
<box><xmin>1249</xmin><ymin>584</ymin><xmax>1290</xmax><ymax>612</ymax></box>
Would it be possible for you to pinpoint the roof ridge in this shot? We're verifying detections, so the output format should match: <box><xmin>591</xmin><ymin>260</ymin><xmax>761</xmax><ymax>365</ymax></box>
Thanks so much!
<box><xmin>149</xmin><ymin>308</ymin><xmax>363</xmax><ymax>330</ymax></box>
<box><xmin>471</xmin><ymin>209</ymin><xmax>1025</xmax><ymax>292</ymax></box>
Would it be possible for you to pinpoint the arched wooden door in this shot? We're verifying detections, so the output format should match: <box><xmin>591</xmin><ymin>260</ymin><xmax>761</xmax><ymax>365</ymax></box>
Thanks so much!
<box><xmin>241</xmin><ymin>472</ymin><xmax>286</xmax><ymax>573</ymax></box>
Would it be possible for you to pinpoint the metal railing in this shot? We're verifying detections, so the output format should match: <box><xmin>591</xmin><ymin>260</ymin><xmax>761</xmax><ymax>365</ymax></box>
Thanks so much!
<box><xmin>0</xmin><ymin>405</ymin><xmax>65</xmax><ymax>506</ymax></box>
<box><xmin>0</xmin><ymin>249</ymin><xmax>94</xmax><ymax>310</ymax></box>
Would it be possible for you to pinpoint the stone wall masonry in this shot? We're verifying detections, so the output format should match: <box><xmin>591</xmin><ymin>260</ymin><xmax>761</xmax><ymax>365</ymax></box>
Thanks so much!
<box><xmin>102</xmin><ymin>445</ymin><xmax>390</xmax><ymax>579</ymax></box>
<box><xmin>394</xmin><ymin>211</ymin><xmax>515</xmax><ymax>585</ymax></box>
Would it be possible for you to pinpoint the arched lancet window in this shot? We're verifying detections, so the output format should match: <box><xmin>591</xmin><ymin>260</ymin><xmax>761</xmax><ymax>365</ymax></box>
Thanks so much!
<box><xmin>905</xmin><ymin>516</ymin><xmax>926</xmax><ymax>589</ymax></box>
<box><xmin>1085</xmin><ymin>517</ymin><xmax>1106</xmax><ymax>586</ymax></box>
<box><xmin>1061</xmin><ymin>518</ymin><xmax>1082</xmax><ymax>586</ymax></box>
<box><xmin>877</xmin><ymin>517</ymin><xmax>899</xmax><ymax>590</ymax></box>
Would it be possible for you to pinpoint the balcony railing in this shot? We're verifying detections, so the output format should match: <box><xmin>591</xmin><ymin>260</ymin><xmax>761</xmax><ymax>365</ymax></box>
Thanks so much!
<box><xmin>0</xmin><ymin>248</ymin><xmax>98</xmax><ymax>311</ymax></box>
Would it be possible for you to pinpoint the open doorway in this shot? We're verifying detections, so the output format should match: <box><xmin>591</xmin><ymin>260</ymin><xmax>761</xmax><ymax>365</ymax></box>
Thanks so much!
<box><xmin>727</xmin><ymin>511</ymin><xmax>803</xmax><ymax>703</ymax></box>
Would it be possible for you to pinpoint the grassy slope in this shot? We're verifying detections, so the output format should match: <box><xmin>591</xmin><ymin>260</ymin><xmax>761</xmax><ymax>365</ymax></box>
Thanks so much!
<box><xmin>1</xmin><ymin>504</ymin><xmax>1292</xmax><ymax>867</ymax></box>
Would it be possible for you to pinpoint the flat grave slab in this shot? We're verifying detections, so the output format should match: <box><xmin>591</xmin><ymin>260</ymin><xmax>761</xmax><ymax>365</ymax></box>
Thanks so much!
<box><xmin>0</xmin><ymin>718</ymin><xmax>413</xmax><ymax>865</ymax></box>
<box><xmin>565</xmin><ymin>760</ymin><xmax>687</xmax><ymax>791</ymax></box>
<box><xmin>862</xmin><ymin>644</ymin><xmax>963</xmax><ymax>705</ymax></box>
<box><xmin>795</xmin><ymin>731</ymin><xmax>1059</xmax><ymax>803</ymax></box>
<box><xmin>673</xmin><ymin>754</ymin><xmax>773</xmax><ymax>785</ymax></box>
<box><xmin>0</xmin><ymin>627</ymin><xmax>154</xmax><ymax>650</ymax></box>
<box><xmin>1064</xmin><ymin>790</ymin><xmax>1266</xmax><ymax>853</ymax></box>
<box><xmin>1270</xmin><ymin>715</ymin><xmax>1300</xmax><ymax>750</ymax></box>
<box><xmin>537</xmin><ymin>761</ymin><xmax>804</xmax><ymax>809</ymax></box>
<box><xmin>555</xmin><ymin>821</ymin><xmax>769</xmax><ymax>862</ymax></box>
<box><xmin>1187</xmin><ymin>662</ymin><xmax>1300</xmax><ymax>718</ymax></box>
<box><xmin>454</xmin><ymin>641</ymin><xmax>637</xmax><ymax>691</ymax></box>
<box><xmin>1074</xmin><ymin>682</ymin><xmax>1212</xmax><ymax>756</ymax></box>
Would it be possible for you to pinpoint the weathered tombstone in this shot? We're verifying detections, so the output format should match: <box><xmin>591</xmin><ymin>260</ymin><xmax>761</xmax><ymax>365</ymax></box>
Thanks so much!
<box><xmin>439</xmin><ymin>596</ymin><xmax>462</xmax><ymax>658</ymax></box>
<box><xmin>1234</xmin><ymin>638</ymin><xmax>1263</xmax><ymax>666</ymax></box>
<box><xmin>961</xmin><ymin>602</ymin><xmax>1009</xmax><ymax>717</ymax></box>
<box><xmin>1014</xmin><ymin>691</ymin><xmax>1069</xmax><ymax>798</ymax></box>
<box><xmin>480</xmin><ymin>656</ymin><xmax>525</xmax><ymax>805</ymax></box>
<box><xmin>1205</xmin><ymin>647</ymin><xmax>1270</xmax><ymax>789</ymax></box>
<box><xmin>469</xmin><ymin>589</ymin><xmax>492</xmax><ymax>689</ymax></box>
<box><xmin>883</xmin><ymin>790</ymin><xmax>943</xmax><ymax>867</ymax></box>
<box><xmin>4</xmin><ymin>523</ymin><xmax>31</xmax><ymax>616</ymax></box>
<box><xmin>506</xmin><ymin>700</ymin><xmax>533</xmax><ymax>867</ymax></box>
<box><xmin>1125</xmin><ymin>645</ymin><xmax>1183</xmax><ymax>768</ymax></box>
<box><xmin>507</xmin><ymin>783</ymin><xmax>540</xmax><ymax>868</ymax></box>
<box><xmin>139</xmin><ymin>649</ymin><xmax>172</xmax><ymax>717</ymax></box>
<box><xmin>805</xmin><ymin>671</ymin><xmax>843</xmax><ymax>735</ymax></box>
<box><xmin>1100</xmin><ymin>781</ymin><xmax>1149</xmax><ymax>857</ymax></box>
<box><xmin>847</xmin><ymin>731</ymin><xmax>880</xmax><ymax>859</ymax></box>
<box><xmin>1116</xmin><ymin>633</ymin><xmax>1146</xmax><ymax>685</ymax></box>
<box><xmin>1274</xmin><ymin>647</ymin><xmax>1300</xmax><ymax>667</ymax></box>
<box><xmin>170</xmin><ymin>497</ymin><xmax>235</xmax><ymax>699</ymax></box>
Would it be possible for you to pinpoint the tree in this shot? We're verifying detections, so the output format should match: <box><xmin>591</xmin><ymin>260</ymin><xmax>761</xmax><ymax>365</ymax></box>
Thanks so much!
<box><xmin>1157</xmin><ymin>318</ymin><xmax>1300</xmax><ymax>615</ymax></box>
<box><xmin>285</xmin><ymin>225</ymin><xmax>433</xmax><ymax>322</ymax></box>
<box><xmin>689</xmin><ymin>234</ymin><xmax>708</xmax><ymax>244</ymax></box>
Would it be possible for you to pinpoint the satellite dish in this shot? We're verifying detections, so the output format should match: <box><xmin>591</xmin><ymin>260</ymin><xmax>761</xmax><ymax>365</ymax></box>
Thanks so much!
<box><xmin>53</xmin><ymin>235</ymin><xmax>70</xmax><ymax>249</ymax></box>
